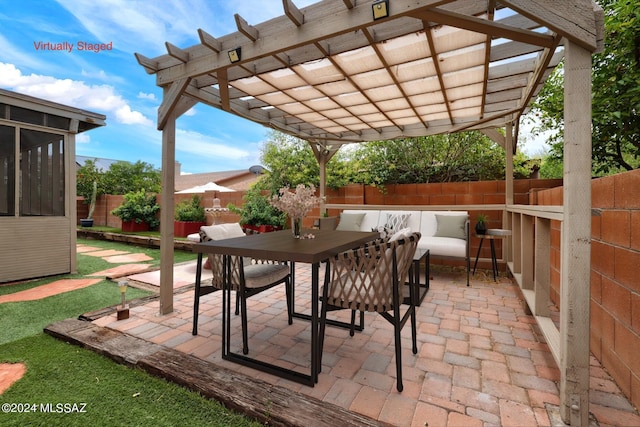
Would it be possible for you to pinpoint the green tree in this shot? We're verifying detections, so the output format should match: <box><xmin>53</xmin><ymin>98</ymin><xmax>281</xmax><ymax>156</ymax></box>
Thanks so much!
<box><xmin>352</xmin><ymin>132</ymin><xmax>506</xmax><ymax>186</ymax></box>
<box><xmin>101</xmin><ymin>161</ymin><xmax>161</xmax><ymax>195</ymax></box>
<box><xmin>529</xmin><ymin>0</ymin><xmax>640</xmax><ymax>175</ymax></box>
<box><xmin>259</xmin><ymin>131</ymin><xmax>355</xmax><ymax>191</ymax></box>
<box><xmin>76</xmin><ymin>159</ymin><xmax>105</xmax><ymax>202</ymax></box>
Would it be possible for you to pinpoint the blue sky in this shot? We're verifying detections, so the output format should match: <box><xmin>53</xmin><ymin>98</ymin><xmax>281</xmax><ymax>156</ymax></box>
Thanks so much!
<box><xmin>1</xmin><ymin>1</ymin><xmax>548</xmax><ymax>175</ymax></box>
<box><xmin>0</xmin><ymin>0</ymin><xmax>316</xmax><ymax>174</ymax></box>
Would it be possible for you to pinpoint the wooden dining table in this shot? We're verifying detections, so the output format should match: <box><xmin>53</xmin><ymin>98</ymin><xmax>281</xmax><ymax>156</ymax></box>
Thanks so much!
<box><xmin>193</xmin><ymin>228</ymin><xmax>379</xmax><ymax>386</ymax></box>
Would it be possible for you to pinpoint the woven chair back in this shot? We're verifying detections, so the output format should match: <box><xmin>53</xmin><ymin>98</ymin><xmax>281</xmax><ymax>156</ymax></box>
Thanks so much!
<box><xmin>327</xmin><ymin>232</ymin><xmax>420</xmax><ymax>312</ymax></box>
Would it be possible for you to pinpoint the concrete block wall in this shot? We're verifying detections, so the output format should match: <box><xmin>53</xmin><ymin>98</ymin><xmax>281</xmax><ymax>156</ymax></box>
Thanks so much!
<box><xmin>325</xmin><ymin>179</ymin><xmax>561</xmax><ymax>270</ymax></box>
<box><xmin>536</xmin><ymin>169</ymin><xmax>640</xmax><ymax>410</ymax></box>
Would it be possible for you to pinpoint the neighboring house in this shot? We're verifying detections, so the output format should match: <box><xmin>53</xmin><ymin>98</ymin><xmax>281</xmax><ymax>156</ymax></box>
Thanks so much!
<box><xmin>174</xmin><ymin>161</ymin><xmax>261</xmax><ymax>192</ymax></box>
<box><xmin>76</xmin><ymin>155</ymin><xmax>123</xmax><ymax>172</ymax></box>
<box><xmin>0</xmin><ymin>89</ymin><xmax>105</xmax><ymax>283</ymax></box>
<box><xmin>76</xmin><ymin>159</ymin><xmax>260</xmax><ymax>193</ymax></box>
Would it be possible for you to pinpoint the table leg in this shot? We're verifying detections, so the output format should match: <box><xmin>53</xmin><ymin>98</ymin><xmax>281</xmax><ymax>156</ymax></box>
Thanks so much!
<box><xmin>311</xmin><ymin>262</ymin><xmax>319</xmax><ymax>383</ymax></box>
<box><xmin>289</xmin><ymin>261</ymin><xmax>296</xmax><ymax>316</ymax></box>
<box><xmin>219</xmin><ymin>257</ymin><xmax>317</xmax><ymax>387</ymax></box>
<box><xmin>192</xmin><ymin>252</ymin><xmax>203</xmax><ymax>335</ymax></box>
<box><xmin>221</xmin><ymin>255</ymin><xmax>231</xmax><ymax>358</ymax></box>
<box><xmin>473</xmin><ymin>238</ymin><xmax>484</xmax><ymax>274</ymax></box>
<box><xmin>489</xmin><ymin>239</ymin><xmax>497</xmax><ymax>281</ymax></box>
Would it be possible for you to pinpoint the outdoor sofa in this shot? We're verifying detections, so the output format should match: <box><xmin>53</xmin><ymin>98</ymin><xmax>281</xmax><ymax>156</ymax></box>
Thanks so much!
<box><xmin>333</xmin><ymin>210</ymin><xmax>470</xmax><ymax>286</ymax></box>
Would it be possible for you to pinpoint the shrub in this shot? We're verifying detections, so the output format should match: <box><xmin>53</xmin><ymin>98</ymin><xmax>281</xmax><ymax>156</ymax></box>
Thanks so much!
<box><xmin>175</xmin><ymin>195</ymin><xmax>206</xmax><ymax>222</ymax></box>
<box><xmin>227</xmin><ymin>187</ymin><xmax>286</xmax><ymax>227</ymax></box>
<box><xmin>111</xmin><ymin>189</ymin><xmax>160</xmax><ymax>229</ymax></box>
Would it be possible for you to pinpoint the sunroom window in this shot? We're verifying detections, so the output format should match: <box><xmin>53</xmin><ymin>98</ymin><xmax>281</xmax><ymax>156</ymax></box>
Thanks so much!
<box><xmin>19</xmin><ymin>129</ymin><xmax>65</xmax><ymax>216</ymax></box>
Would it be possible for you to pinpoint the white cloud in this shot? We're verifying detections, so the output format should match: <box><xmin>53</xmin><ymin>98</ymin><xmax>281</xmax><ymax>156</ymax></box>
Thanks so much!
<box><xmin>138</xmin><ymin>91</ymin><xmax>157</xmax><ymax>101</ymax></box>
<box><xmin>76</xmin><ymin>133</ymin><xmax>91</xmax><ymax>144</ymax></box>
<box><xmin>53</xmin><ymin>0</ymin><xmax>321</xmax><ymax>56</ymax></box>
<box><xmin>184</xmin><ymin>107</ymin><xmax>196</xmax><ymax>117</ymax></box>
<box><xmin>54</xmin><ymin>0</ymin><xmax>221</xmax><ymax>54</ymax></box>
<box><xmin>115</xmin><ymin>105</ymin><xmax>153</xmax><ymax>126</ymax></box>
<box><xmin>81</xmin><ymin>69</ymin><xmax>108</xmax><ymax>80</ymax></box>
<box><xmin>175</xmin><ymin>128</ymin><xmax>250</xmax><ymax>159</ymax></box>
<box><xmin>0</xmin><ymin>62</ymin><xmax>152</xmax><ymax>126</ymax></box>
<box><xmin>0</xmin><ymin>33</ymin><xmax>46</xmax><ymax>70</ymax></box>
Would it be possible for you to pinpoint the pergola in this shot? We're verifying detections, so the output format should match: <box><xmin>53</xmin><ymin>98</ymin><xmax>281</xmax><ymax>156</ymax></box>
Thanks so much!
<box><xmin>136</xmin><ymin>1</ymin><xmax>603</xmax><ymax>424</ymax></box>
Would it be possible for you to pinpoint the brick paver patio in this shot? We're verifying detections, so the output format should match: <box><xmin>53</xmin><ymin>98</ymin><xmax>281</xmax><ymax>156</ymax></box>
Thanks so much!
<box><xmin>3</xmin><ymin>242</ymin><xmax>637</xmax><ymax>425</ymax></box>
<box><xmin>91</xmin><ymin>263</ymin><xmax>640</xmax><ymax>427</ymax></box>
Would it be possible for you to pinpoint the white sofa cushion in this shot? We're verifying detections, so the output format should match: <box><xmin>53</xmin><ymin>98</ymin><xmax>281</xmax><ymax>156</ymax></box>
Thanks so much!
<box><xmin>336</xmin><ymin>212</ymin><xmax>367</xmax><ymax>231</ymax></box>
<box><xmin>340</xmin><ymin>209</ymin><xmax>468</xmax><ymax>260</ymax></box>
<box><xmin>418</xmin><ymin>236</ymin><xmax>466</xmax><ymax>258</ymax></box>
<box><xmin>433</xmin><ymin>214</ymin><xmax>467</xmax><ymax>240</ymax></box>
<box><xmin>338</xmin><ymin>210</ymin><xmax>379</xmax><ymax>231</ymax></box>
<box><xmin>419</xmin><ymin>211</ymin><xmax>467</xmax><ymax>237</ymax></box>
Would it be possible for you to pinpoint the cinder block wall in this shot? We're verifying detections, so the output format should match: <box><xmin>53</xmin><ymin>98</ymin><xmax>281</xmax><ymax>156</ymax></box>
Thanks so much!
<box><xmin>536</xmin><ymin>169</ymin><xmax>640</xmax><ymax>410</ymax></box>
<box><xmin>78</xmin><ymin>178</ymin><xmax>561</xmax><ymax>269</ymax></box>
<box><xmin>326</xmin><ymin>179</ymin><xmax>561</xmax><ymax>269</ymax></box>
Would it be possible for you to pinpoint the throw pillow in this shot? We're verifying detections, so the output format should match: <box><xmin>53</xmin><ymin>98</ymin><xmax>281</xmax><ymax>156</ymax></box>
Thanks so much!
<box><xmin>385</xmin><ymin>213</ymin><xmax>410</xmax><ymax>233</ymax></box>
<box><xmin>389</xmin><ymin>227</ymin><xmax>412</xmax><ymax>242</ymax></box>
<box><xmin>433</xmin><ymin>214</ymin><xmax>466</xmax><ymax>240</ymax></box>
<box><xmin>372</xmin><ymin>225</ymin><xmax>392</xmax><ymax>239</ymax></box>
<box><xmin>336</xmin><ymin>212</ymin><xmax>366</xmax><ymax>231</ymax></box>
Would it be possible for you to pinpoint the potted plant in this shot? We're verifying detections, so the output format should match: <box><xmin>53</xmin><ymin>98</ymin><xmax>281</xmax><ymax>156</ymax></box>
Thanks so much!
<box><xmin>80</xmin><ymin>181</ymin><xmax>97</xmax><ymax>227</ymax></box>
<box><xmin>228</xmin><ymin>186</ymin><xmax>286</xmax><ymax>233</ymax></box>
<box><xmin>111</xmin><ymin>189</ymin><xmax>160</xmax><ymax>232</ymax></box>
<box><xmin>475</xmin><ymin>213</ymin><xmax>488</xmax><ymax>235</ymax></box>
<box><xmin>174</xmin><ymin>194</ymin><xmax>207</xmax><ymax>237</ymax></box>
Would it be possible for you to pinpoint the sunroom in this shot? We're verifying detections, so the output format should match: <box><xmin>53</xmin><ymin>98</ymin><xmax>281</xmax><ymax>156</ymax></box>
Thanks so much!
<box><xmin>0</xmin><ymin>89</ymin><xmax>106</xmax><ymax>283</ymax></box>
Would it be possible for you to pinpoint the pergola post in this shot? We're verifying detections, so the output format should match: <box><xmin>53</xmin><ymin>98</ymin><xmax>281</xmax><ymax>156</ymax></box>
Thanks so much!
<box><xmin>504</xmin><ymin>122</ymin><xmax>514</xmax><ymax>264</ymax></box>
<box><xmin>318</xmin><ymin>153</ymin><xmax>327</xmax><ymax>214</ymax></box>
<box><xmin>505</xmin><ymin>122</ymin><xmax>514</xmax><ymax>207</ymax></box>
<box><xmin>559</xmin><ymin>40</ymin><xmax>592</xmax><ymax>426</ymax></box>
<box><xmin>159</xmin><ymin>112</ymin><xmax>176</xmax><ymax>315</ymax></box>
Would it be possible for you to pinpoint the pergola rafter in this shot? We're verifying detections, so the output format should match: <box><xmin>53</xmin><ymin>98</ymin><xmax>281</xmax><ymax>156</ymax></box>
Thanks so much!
<box><xmin>136</xmin><ymin>1</ymin><xmax>604</xmax><ymax>425</ymax></box>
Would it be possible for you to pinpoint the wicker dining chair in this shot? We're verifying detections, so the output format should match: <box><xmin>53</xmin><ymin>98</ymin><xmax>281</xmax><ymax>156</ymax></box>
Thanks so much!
<box><xmin>193</xmin><ymin>223</ymin><xmax>292</xmax><ymax>355</ymax></box>
<box><xmin>319</xmin><ymin>231</ymin><xmax>421</xmax><ymax>392</ymax></box>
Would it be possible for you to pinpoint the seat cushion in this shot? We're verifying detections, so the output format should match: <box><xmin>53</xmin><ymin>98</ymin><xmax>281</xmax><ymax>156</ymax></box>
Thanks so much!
<box><xmin>243</xmin><ymin>263</ymin><xmax>290</xmax><ymax>288</ymax></box>
<box><xmin>418</xmin><ymin>236</ymin><xmax>466</xmax><ymax>258</ymax></box>
<box><xmin>200</xmin><ymin>223</ymin><xmax>245</xmax><ymax>240</ymax></box>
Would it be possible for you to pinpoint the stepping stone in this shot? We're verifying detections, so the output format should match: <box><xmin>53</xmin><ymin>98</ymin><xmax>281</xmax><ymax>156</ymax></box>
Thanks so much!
<box><xmin>82</xmin><ymin>249</ymin><xmax>130</xmax><ymax>258</ymax></box>
<box><xmin>76</xmin><ymin>245</ymin><xmax>104</xmax><ymax>253</ymax></box>
<box><xmin>0</xmin><ymin>279</ymin><xmax>101</xmax><ymax>303</ymax></box>
<box><xmin>0</xmin><ymin>363</ymin><xmax>26</xmax><ymax>395</ymax></box>
<box><xmin>89</xmin><ymin>264</ymin><xmax>153</xmax><ymax>278</ymax></box>
<box><xmin>104</xmin><ymin>253</ymin><xmax>153</xmax><ymax>264</ymax></box>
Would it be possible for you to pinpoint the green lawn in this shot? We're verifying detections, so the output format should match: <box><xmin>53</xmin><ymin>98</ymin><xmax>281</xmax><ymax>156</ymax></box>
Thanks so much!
<box><xmin>0</xmin><ymin>237</ymin><xmax>261</xmax><ymax>427</ymax></box>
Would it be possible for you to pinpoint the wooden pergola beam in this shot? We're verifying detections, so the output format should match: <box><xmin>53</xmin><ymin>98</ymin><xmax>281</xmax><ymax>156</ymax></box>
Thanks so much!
<box><xmin>134</xmin><ymin>53</ymin><xmax>158</xmax><ymax>74</ymax></box>
<box><xmin>235</xmin><ymin>13</ymin><xmax>259</xmax><ymax>41</ymax></box>
<box><xmin>157</xmin><ymin>77</ymin><xmax>190</xmax><ymax>130</ymax></box>
<box><xmin>501</xmin><ymin>0</ymin><xmax>598</xmax><ymax>51</ymax></box>
<box><xmin>411</xmin><ymin>8</ymin><xmax>556</xmax><ymax>48</ymax></box>
<box><xmin>283</xmin><ymin>0</ymin><xmax>304</xmax><ymax>26</ymax></box>
<box><xmin>154</xmin><ymin>0</ymin><xmax>453</xmax><ymax>85</ymax></box>
<box><xmin>198</xmin><ymin>29</ymin><xmax>221</xmax><ymax>52</ymax></box>
<box><xmin>165</xmin><ymin>42</ymin><xmax>189</xmax><ymax>62</ymax></box>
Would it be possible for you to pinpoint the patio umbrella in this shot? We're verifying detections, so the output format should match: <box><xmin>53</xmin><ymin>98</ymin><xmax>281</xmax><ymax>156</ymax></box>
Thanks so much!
<box><xmin>175</xmin><ymin>182</ymin><xmax>235</xmax><ymax>194</ymax></box>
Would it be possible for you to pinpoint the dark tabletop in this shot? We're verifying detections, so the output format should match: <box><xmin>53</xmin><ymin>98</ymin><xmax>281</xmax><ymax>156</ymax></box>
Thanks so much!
<box><xmin>194</xmin><ymin>229</ymin><xmax>379</xmax><ymax>264</ymax></box>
